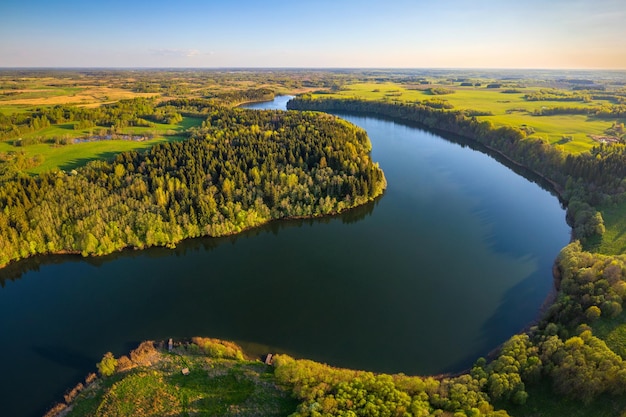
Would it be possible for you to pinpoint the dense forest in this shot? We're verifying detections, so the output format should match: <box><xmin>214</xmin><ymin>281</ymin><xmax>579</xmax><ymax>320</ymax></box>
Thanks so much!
<box><xmin>0</xmin><ymin>104</ymin><xmax>385</xmax><ymax>267</ymax></box>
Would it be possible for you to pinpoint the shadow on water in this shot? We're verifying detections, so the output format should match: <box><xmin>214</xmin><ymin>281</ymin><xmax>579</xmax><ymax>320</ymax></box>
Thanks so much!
<box><xmin>0</xmin><ymin>197</ymin><xmax>379</xmax><ymax>286</ymax></box>
<box><xmin>32</xmin><ymin>345</ymin><xmax>96</xmax><ymax>371</ymax></box>
<box><xmin>441</xmin><ymin>268</ymin><xmax>554</xmax><ymax>375</ymax></box>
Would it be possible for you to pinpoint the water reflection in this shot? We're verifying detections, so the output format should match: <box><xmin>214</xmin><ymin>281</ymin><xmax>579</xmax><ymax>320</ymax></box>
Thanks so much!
<box><xmin>0</xmin><ymin>198</ymin><xmax>378</xmax><ymax>285</ymax></box>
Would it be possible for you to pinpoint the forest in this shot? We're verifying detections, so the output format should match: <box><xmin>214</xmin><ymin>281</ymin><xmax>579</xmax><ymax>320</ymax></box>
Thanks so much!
<box><xmin>0</xmin><ymin>101</ymin><xmax>385</xmax><ymax>267</ymax></box>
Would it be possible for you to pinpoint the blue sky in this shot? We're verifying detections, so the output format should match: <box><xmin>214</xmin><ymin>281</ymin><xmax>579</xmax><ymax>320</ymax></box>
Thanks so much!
<box><xmin>1</xmin><ymin>0</ymin><xmax>625</xmax><ymax>69</ymax></box>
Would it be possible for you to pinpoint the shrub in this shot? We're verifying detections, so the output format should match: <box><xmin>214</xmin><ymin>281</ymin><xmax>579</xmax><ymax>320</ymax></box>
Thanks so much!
<box><xmin>191</xmin><ymin>337</ymin><xmax>244</xmax><ymax>360</ymax></box>
<box><xmin>97</xmin><ymin>352</ymin><xmax>118</xmax><ymax>377</ymax></box>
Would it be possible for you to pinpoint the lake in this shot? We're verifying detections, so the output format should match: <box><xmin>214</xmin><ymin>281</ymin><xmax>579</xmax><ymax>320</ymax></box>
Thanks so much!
<box><xmin>0</xmin><ymin>96</ymin><xmax>570</xmax><ymax>417</ymax></box>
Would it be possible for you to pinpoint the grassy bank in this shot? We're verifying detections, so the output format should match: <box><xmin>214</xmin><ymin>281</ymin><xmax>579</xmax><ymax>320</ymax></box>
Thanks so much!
<box><xmin>49</xmin><ymin>339</ymin><xmax>297</xmax><ymax>417</ymax></box>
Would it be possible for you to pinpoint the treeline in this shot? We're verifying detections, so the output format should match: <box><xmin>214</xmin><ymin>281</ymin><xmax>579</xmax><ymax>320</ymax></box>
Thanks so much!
<box><xmin>525</xmin><ymin>241</ymin><xmax>626</xmax><ymax>404</ymax></box>
<box><xmin>532</xmin><ymin>104</ymin><xmax>626</xmax><ymax>118</ymax></box>
<box><xmin>287</xmin><ymin>96</ymin><xmax>567</xmax><ymax>186</ymax></box>
<box><xmin>525</xmin><ymin>89</ymin><xmax>626</xmax><ymax>104</ymax></box>
<box><xmin>206</xmin><ymin>87</ymin><xmax>275</xmax><ymax>105</ymax></box>
<box><xmin>525</xmin><ymin>89</ymin><xmax>593</xmax><ymax>102</ymax></box>
<box><xmin>427</xmin><ymin>87</ymin><xmax>455</xmax><ymax>95</ymax></box>
<box><xmin>287</xmin><ymin>95</ymin><xmax>604</xmax><ymax>239</ymax></box>
<box><xmin>274</xmin><ymin>354</ymin><xmax>510</xmax><ymax>417</ymax></box>
<box><xmin>0</xmin><ymin>106</ymin><xmax>385</xmax><ymax>268</ymax></box>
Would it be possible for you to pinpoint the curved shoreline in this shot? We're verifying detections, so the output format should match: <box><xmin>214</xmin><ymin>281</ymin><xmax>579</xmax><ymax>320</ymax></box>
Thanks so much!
<box><xmin>285</xmin><ymin>97</ymin><xmax>574</xmax><ymax>368</ymax></box>
<box><xmin>287</xmin><ymin>99</ymin><xmax>568</xmax><ymax>202</ymax></box>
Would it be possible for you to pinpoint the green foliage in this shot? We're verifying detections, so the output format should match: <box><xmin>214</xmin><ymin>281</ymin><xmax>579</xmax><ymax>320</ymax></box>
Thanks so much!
<box><xmin>525</xmin><ymin>89</ymin><xmax>592</xmax><ymax>102</ymax></box>
<box><xmin>547</xmin><ymin>330</ymin><xmax>626</xmax><ymax>404</ymax></box>
<box><xmin>552</xmin><ymin>242</ymin><xmax>626</xmax><ymax>326</ymax></box>
<box><xmin>191</xmin><ymin>337</ymin><xmax>244</xmax><ymax>360</ymax></box>
<box><xmin>206</xmin><ymin>87</ymin><xmax>275</xmax><ymax>105</ymax></box>
<box><xmin>97</xmin><ymin>352</ymin><xmax>118</xmax><ymax>377</ymax></box>
<box><xmin>427</xmin><ymin>87</ymin><xmax>455</xmax><ymax>95</ymax></box>
<box><xmin>0</xmin><ymin>106</ymin><xmax>385</xmax><ymax>268</ymax></box>
<box><xmin>273</xmin><ymin>354</ymin><xmax>508</xmax><ymax>417</ymax></box>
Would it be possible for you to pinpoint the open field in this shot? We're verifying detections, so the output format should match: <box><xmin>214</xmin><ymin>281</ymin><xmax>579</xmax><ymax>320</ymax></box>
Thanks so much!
<box><xmin>314</xmin><ymin>81</ymin><xmax>622</xmax><ymax>154</ymax></box>
<box><xmin>0</xmin><ymin>116</ymin><xmax>202</xmax><ymax>174</ymax></box>
<box><xmin>0</xmin><ymin>135</ymin><xmax>187</xmax><ymax>174</ymax></box>
<box><xmin>0</xmin><ymin>84</ymin><xmax>158</xmax><ymax>107</ymax></box>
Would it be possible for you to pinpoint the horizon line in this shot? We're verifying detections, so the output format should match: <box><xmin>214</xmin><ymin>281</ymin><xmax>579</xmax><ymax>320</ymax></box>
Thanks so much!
<box><xmin>1</xmin><ymin>66</ymin><xmax>626</xmax><ymax>72</ymax></box>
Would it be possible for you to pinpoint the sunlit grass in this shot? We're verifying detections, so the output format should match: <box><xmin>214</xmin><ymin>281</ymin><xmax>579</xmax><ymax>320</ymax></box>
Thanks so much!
<box><xmin>66</xmin><ymin>351</ymin><xmax>297</xmax><ymax>417</ymax></box>
<box><xmin>591</xmin><ymin>201</ymin><xmax>626</xmax><ymax>255</ymax></box>
<box><xmin>0</xmin><ymin>104</ymin><xmax>32</xmax><ymax>114</ymax></box>
<box><xmin>0</xmin><ymin>117</ymin><xmax>203</xmax><ymax>174</ymax></box>
<box><xmin>315</xmin><ymin>82</ymin><xmax>617</xmax><ymax>154</ymax></box>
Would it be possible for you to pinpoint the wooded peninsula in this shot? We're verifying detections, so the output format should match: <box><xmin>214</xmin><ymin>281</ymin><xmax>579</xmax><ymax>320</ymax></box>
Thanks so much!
<box><xmin>0</xmin><ymin>99</ymin><xmax>385</xmax><ymax>267</ymax></box>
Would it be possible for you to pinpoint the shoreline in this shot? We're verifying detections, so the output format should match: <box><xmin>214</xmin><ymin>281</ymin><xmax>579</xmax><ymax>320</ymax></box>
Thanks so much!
<box><xmin>0</xmin><ymin>189</ymin><xmax>386</xmax><ymax>276</ymax></box>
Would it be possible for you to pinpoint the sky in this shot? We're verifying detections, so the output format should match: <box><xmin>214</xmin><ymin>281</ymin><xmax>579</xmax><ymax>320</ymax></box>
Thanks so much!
<box><xmin>1</xmin><ymin>0</ymin><xmax>625</xmax><ymax>69</ymax></box>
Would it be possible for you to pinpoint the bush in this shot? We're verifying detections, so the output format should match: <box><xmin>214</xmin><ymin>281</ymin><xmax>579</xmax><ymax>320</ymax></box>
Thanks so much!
<box><xmin>428</xmin><ymin>87</ymin><xmax>455</xmax><ymax>95</ymax></box>
<box><xmin>191</xmin><ymin>337</ymin><xmax>244</xmax><ymax>360</ymax></box>
<box><xmin>585</xmin><ymin>305</ymin><xmax>601</xmax><ymax>321</ymax></box>
<box><xmin>97</xmin><ymin>352</ymin><xmax>118</xmax><ymax>377</ymax></box>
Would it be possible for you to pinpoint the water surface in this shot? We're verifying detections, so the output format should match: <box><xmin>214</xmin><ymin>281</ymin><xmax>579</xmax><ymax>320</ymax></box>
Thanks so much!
<box><xmin>0</xmin><ymin>96</ymin><xmax>570</xmax><ymax>417</ymax></box>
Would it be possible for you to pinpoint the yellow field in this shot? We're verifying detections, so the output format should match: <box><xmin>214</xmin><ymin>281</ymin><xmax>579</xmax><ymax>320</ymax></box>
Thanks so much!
<box><xmin>0</xmin><ymin>86</ymin><xmax>157</xmax><ymax>107</ymax></box>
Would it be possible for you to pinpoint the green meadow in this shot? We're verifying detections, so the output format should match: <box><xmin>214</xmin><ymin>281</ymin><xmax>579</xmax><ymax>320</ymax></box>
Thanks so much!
<box><xmin>0</xmin><ymin>86</ymin><xmax>84</xmax><ymax>101</ymax></box>
<box><xmin>316</xmin><ymin>82</ymin><xmax>619</xmax><ymax>154</ymax></box>
<box><xmin>0</xmin><ymin>117</ymin><xmax>203</xmax><ymax>174</ymax></box>
<box><xmin>0</xmin><ymin>105</ymin><xmax>31</xmax><ymax>115</ymax></box>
